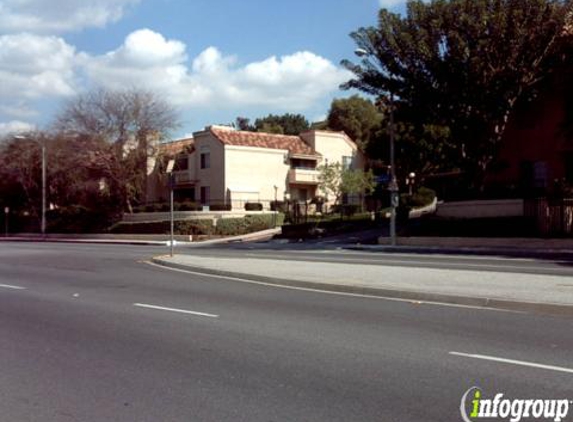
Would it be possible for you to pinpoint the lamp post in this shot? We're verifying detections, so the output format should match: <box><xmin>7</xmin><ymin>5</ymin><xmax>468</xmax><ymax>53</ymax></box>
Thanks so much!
<box><xmin>355</xmin><ymin>48</ymin><xmax>398</xmax><ymax>246</ymax></box>
<box><xmin>4</xmin><ymin>207</ymin><xmax>8</xmax><ymax>237</ymax></box>
<box><xmin>406</xmin><ymin>172</ymin><xmax>416</xmax><ymax>196</ymax></box>
<box><xmin>15</xmin><ymin>134</ymin><xmax>46</xmax><ymax>237</ymax></box>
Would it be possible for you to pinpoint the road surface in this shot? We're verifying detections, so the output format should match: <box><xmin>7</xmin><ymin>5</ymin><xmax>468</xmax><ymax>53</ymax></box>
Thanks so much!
<box><xmin>0</xmin><ymin>242</ymin><xmax>571</xmax><ymax>421</ymax></box>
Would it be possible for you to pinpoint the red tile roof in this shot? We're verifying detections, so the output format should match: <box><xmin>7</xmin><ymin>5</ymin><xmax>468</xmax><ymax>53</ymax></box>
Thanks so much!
<box><xmin>158</xmin><ymin>138</ymin><xmax>194</xmax><ymax>156</ymax></box>
<box><xmin>210</xmin><ymin>127</ymin><xmax>319</xmax><ymax>156</ymax></box>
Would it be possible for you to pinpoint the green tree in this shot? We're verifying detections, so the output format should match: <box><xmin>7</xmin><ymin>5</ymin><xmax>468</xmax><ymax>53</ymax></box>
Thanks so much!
<box><xmin>342</xmin><ymin>0</ymin><xmax>573</xmax><ymax>189</ymax></box>
<box><xmin>253</xmin><ymin>113</ymin><xmax>310</xmax><ymax>135</ymax></box>
<box><xmin>317</xmin><ymin>162</ymin><xmax>376</xmax><ymax>209</ymax></box>
<box><xmin>326</xmin><ymin>95</ymin><xmax>383</xmax><ymax>150</ymax></box>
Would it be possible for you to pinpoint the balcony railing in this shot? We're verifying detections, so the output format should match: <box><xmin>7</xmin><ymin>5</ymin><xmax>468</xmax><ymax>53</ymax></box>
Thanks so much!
<box><xmin>173</xmin><ymin>170</ymin><xmax>196</xmax><ymax>185</ymax></box>
<box><xmin>288</xmin><ymin>168</ymin><xmax>320</xmax><ymax>185</ymax></box>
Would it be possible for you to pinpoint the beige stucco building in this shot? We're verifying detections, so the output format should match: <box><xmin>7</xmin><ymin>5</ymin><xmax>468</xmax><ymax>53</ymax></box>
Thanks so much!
<box><xmin>147</xmin><ymin>125</ymin><xmax>365</xmax><ymax>211</ymax></box>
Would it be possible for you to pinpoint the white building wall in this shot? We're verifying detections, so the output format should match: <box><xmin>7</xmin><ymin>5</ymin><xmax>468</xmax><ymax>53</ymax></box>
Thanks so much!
<box><xmin>224</xmin><ymin>145</ymin><xmax>290</xmax><ymax>210</ymax></box>
<box><xmin>193</xmin><ymin>131</ymin><xmax>226</xmax><ymax>205</ymax></box>
<box><xmin>301</xmin><ymin>131</ymin><xmax>363</xmax><ymax>169</ymax></box>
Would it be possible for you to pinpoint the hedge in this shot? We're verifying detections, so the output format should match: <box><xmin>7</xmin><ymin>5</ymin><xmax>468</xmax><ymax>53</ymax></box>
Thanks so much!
<box><xmin>109</xmin><ymin>213</ymin><xmax>284</xmax><ymax>236</ymax></box>
<box><xmin>216</xmin><ymin>213</ymin><xmax>284</xmax><ymax>236</ymax></box>
<box><xmin>110</xmin><ymin>219</ymin><xmax>214</xmax><ymax>235</ymax></box>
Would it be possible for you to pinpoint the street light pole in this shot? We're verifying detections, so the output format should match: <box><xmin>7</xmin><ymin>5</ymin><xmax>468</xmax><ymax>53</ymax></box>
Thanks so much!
<box><xmin>354</xmin><ymin>48</ymin><xmax>398</xmax><ymax>246</ymax></box>
<box><xmin>41</xmin><ymin>141</ymin><xmax>46</xmax><ymax>238</ymax></box>
<box><xmin>388</xmin><ymin>93</ymin><xmax>398</xmax><ymax>247</ymax></box>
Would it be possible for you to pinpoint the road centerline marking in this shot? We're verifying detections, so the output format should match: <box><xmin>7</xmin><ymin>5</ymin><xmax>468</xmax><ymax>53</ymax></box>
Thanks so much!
<box><xmin>0</xmin><ymin>283</ymin><xmax>26</xmax><ymax>290</ymax></box>
<box><xmin>133</xmin><ymin>303</ymin><xmax>219</xmax><ymax>318</ymax></box>
<box><xmin>449</xmin><ymin>351</ymin><xmax>573</xmax><ymax>374</ymax></box>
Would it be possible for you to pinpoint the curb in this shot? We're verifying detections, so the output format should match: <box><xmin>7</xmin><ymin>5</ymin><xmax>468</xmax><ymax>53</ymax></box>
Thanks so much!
<box><xmin>151</xmin><ymin>257</ymin><xmax>573</xmax><ymax>317</ymax></box>
<box><xmin>0</xmin><ymin>237</ymin><xmax>171</xmax><ymax>246</ymax></box>
<box><xmin>345</xmin><ymin>245</ymin><xmax>573</xmax><ymax>260</ymax></box>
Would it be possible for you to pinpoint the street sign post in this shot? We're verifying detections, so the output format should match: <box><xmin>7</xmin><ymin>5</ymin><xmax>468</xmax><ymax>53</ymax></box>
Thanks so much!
<box><xmin>3</xmin><ymin>207</ymin><xmax>8</xmax><ymax>237</ymax></box>
<box><xmin>166</xmin><ymin>159</ymin><xmax>175</xmax><ymax>257</ymax></box>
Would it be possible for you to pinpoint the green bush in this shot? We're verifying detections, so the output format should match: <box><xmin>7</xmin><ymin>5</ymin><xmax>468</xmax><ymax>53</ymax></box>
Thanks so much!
<box><xmin>109</xmin><ymin>213</ymin><xmax>284</xmax><ymax>236</ymax></box>
<box><xmin>245</xmin><ymin>202</ymin><xmax>263</xmax><ymax>211</ymax></box>
<box><xmin>401</xmin><ymin>187</ymin><xmax>436</xmax><ymax>208</ymax></box>
<box><xmin>178</xmin><ymin>201</ymin><xmax>201</xmax><ymax>211</ymax></box>
<box><xmin>110</xmin><ymin>219</ymin><xmax>214</xmax><ymax>235</ymax></box>
<box><xmin>216</xmin><ymin>213</ymin><xmax>284</xmax><ymax>236</ymax></box>
<box><xmin>210</xmin><ymin>203</ymin><xmax>232</xmax><ymax>211</ymax></box>
<box><xmin>47</xmin><ymin>205</ymin><xmax>120</xmax><ymax>233</ymax></box>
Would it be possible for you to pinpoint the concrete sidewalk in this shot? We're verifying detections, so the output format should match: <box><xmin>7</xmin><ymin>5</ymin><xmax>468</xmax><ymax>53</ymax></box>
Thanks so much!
<box><xmin>152</xmin><ymin>253</ymin><xmax>573</xmax><ymax>316</ymax></box>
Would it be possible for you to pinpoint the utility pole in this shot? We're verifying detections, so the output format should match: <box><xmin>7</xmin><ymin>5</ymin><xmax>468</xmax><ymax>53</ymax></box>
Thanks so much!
<box><xmin>388</xmin><ymin>93</ymin><xmax>398</xmax><ymax>247</ymax></box>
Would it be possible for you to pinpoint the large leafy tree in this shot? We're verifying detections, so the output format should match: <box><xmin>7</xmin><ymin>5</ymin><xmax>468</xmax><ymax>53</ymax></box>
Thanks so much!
<box><xmin>55</xmin><ymin>88</ymin><xmax>179</xmax><ymax>211</ymax></box>
<box><xmin>247</xmin><ymin>113</ymin><xmax>310</xmax><ymax>135</ymax></box>
<box><xmin>326</xmin><ymin>95</ymin><xmax>383</xmax><ymax>150</ymax></box>
<box><xmin>342</xmin><ymin>0</ymin><xmax>573</xmax><ymax>189</ymax></box>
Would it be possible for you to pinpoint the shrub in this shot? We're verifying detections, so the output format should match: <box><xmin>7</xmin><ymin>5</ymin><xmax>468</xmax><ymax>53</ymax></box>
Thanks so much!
<box><xmin>215</xmin><ymin>213</ymin><xmax>284</xmax><ymax>236</ymax></box>
<box><xmin>245</xmin><ymin>202</ymin><xmax>263</xmax><ymax>211</ymax></box>
<box><xmin>210</xmin><ymin>203</ymin><xmax>232</xmax><ymax>211</ymax></box>
<box><xmin>110</xmin><ymin>219</ymin><xmax>214</xmax><ymax>235</ymax></box>
<box><xmin>47</xmin><ymin>205</ymin><xmax>120</xmax><ymax>233</ymax></box>
<box><xmin>331</xmin><ymin>204</ymin><xmax>361</xmax><ymax>216</ymax></box>
<box><xmin>401</xmin><ymin>187</ymin><xmax>436</xmax><ymax>207</ymax></box>
<box><xmin>178</xmin><ymin>201</ymin><xmax>200</xmax><ymax>211</ymax></box>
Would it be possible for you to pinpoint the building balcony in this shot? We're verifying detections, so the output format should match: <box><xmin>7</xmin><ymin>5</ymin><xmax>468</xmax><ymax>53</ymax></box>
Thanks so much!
<box><xmin>288</xmin><ymin>168</ymin><xmax>320</xmax><ymax>185</ymax></box>
<box><xmin>173</xmin><ymin>170</ymin><xmax>196</xmax><ymax>186</ymax></box>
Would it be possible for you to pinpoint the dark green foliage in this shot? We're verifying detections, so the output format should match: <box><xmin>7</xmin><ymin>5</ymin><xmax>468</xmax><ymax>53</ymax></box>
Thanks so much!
<box><xmin>47</xmin><ymin>205</ymin><xmax>121</xmax><ymax>233</ymax></box>
<box><xmin>244</xmin><ymin>202</ymin><xmax>263</xmax><ymax>211</ymax></box>
<box><xmin>253</xmin><ymin>113</ymin><xmax>310</xmax><ymax>135</ymax></box>
<box><xmin>110</xmin><ymin>219</ymin><xmax>215</xmax><ymax>235</ymax></box>
<box><xmin>209</xmin><ymin>204</ymin><xmax>232</xmax><ymax>211</ymax></box>
<box><xmin>215</xmin><ymin>214</ymin><xmax>284</xmax><ymax>236</ymax></box>
<box><xmin>110</xmin><ymin>214</ymin><xmax>284</xmax><ymax>236</ymax></box>
<box><xmin>400</xmin><ymin>187</ymin><xmax>437</xmax><ymax>208</ymax></box>
<box><xmin>343</xmin><ymin>0</ymin><xmax>573</xmax><ymax>188</ymax></box>
<box><xmin>326</xmin><ymin>95</ymin><xmax>383</xmax><ymax>150</ymax></box>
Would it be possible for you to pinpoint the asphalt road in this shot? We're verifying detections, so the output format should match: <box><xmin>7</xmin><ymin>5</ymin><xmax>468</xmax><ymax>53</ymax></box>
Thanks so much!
<box><xmin>0</xmin><ymin>242</ymin><xmax>572</xmax><ymax>422</ymax></box>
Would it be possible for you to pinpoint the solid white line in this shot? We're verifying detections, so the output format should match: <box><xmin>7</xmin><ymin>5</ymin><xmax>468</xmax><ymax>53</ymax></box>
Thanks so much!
<box><xmin>0</xmin><ymin>283</ymin><xmax>26</xmax><ymax>290</ymax></box>
<box><xmin>449</xmin><ymin>351</ymin><xmax>573</xmax><ymax>374</ymax></box>
<box><xmin>133</xmin><ymin>303</ymin><xmax>218</xmax><ymax>318</ymax></box>
<box><xmin>144</xmin><ymin>261</ymin><xmax>523</xmax><ymax>314</ymax></box>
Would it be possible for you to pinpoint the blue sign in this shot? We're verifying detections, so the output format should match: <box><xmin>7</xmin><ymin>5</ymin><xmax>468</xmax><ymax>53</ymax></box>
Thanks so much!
<box><xmin>376</xmin><ymin>174</ymin><xmax>391</xmax><ymax>184</ymax></box>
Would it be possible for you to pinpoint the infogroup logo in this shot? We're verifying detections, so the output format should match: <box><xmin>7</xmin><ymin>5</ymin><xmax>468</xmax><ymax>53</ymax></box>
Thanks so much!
<box><xmin>460</xmin><ymin>387</ymin><xmax>571</xmax><ymax>422</ymax></box>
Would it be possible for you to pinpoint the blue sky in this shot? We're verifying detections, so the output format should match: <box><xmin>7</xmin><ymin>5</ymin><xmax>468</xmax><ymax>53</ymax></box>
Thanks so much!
<box><xmin>0</xmin><ymin>0</ymin><xmax>408</xmax><ymax>138</ymax></box>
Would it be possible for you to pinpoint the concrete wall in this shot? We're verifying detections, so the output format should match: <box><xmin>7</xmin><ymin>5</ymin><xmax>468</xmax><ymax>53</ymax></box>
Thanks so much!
<box><xmin>436</xmin><ymin>199</ymin><xmax>524</xmax><ymax>219</ymax></box>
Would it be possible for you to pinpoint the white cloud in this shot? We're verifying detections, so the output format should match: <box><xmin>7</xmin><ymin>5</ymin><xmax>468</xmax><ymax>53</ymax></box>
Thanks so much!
<box><xmin>0</xmin><ymin>120</ymin><xmax>36</xmax><ymax>136</ymax></box>
<box><xmin>0</xmin><ymin>0</ymin><xmax>140</xmax><ymax>32</ymax></box>
<box><xmin>378</xmin><ymin>0</ymin><xmax>407</xmax><ymax>8</ymax></box>
<box><xmin>83</xmin><ymin>29</ymin><xmax>351</xmax><ymax>111</ymax></box>
<box><xmin>0</xmin><ymin>28</ymin><xmax>351</xmax><ymax>130</ymax></box>
<box><xmin>0</xmin><ymin>33</ymin><xmax>77</xmax><ymax>99</ymax></box>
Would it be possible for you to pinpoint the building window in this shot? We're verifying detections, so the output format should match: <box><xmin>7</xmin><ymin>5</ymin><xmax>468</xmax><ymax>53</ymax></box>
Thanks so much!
<box><xmin>342</xmin><ymin>156</ymin><xmax>353</xmax><ymax>170</ymax></box>
<box><xmin>200</xmin><ymin>152</ymin><xmax>210</xmax><ymax>169</ymax></box>
<box><xmin>175</xmin><ymin>155</ymin><xmax>188</xmax><ymax>170</ymax></box>
<box><xmin>200</xmin><ymin>186</ymin><xmax>210</xmax><ymax>204</ymax></box>
<box><xmin>533</xmin><ymin>161</ymin><xmax>548</xmax><ymax>189</ymax></box>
